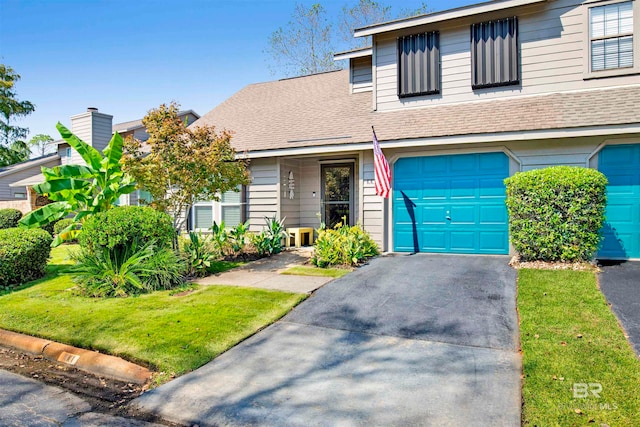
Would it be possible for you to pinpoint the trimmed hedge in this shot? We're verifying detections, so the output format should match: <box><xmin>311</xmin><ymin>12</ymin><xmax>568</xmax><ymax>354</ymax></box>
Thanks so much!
<box><xmin>0</xmin><ymin>227</ymin><xmax>53</xmax><ymax>289</ymax></box>
<box><xmin>79</xmin><ymin>206</ymin><xmax>175</xmax><ymax>253</ymax></box>
<box><xmin>0</xmin><ymin>208</ymin><xmax>23</xmax><ymax>229</ymax></box>
<box><xmin>504</xmin><ymin>166</ymin><xmax>607</xmax><ymax>262</ymax></box>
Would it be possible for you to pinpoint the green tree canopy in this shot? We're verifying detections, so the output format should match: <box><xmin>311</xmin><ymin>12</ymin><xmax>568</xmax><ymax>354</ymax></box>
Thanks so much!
<box><xmin>0</xmin><ymin>64</ymin><xmax>35</xmax><ymax>165</ymax></box>
<box><xmin>28</xmin><ymin>134</ymin><xmax>55</xmax><ymax>157</ymax></box>
<box><xmin>123</xmin><ymin>102</ymin><xmax>250</xmax><ymax>231</ymax></box>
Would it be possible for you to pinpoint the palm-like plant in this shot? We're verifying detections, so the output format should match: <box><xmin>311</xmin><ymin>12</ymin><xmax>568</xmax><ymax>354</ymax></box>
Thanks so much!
<box><xmin>19</xmin><ymin>122</ymin><xmax>136</xmax><ymax>245</ymax></box>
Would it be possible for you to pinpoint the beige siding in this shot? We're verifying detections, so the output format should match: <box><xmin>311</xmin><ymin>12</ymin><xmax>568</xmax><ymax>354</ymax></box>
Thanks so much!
<box><xmin>299</xmin><ymin>158</ymin><xmax>322</xmax><ymax>228</ymax></box>
<box><xmin>351</xmin><ymin>56</ymin><xmax>373</xmax><ymax>93</ymax></box>
<box><xmin>374</xmin><ymin>0</ymin><xmax>639</xmax><ymax>111</ymax></box>
<box><xmin>0</xmin><ymin>158</ymin><xmax>60</xmax><ymax>200</ymax></box>
<box><xmin>247</xmin><ymin>158</ymin><xmax>278</xmax><ymax>232</ymax></box>
<box><xmin>280</xmin><ymin>158</ymin><xmax>301</xmax><ymax>228</ymax></box>
<box><xmin>361</xmin><ymin>150</ymin><xmax>385</xmax><ymax>248</ymax></box>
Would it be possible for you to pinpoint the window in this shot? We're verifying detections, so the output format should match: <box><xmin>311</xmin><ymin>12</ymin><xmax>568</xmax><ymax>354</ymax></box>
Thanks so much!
<box><xmin>471</xmin><ymin>17</ymin><xmax>519</xmax><ymax>89</ymax></box>
<box><xmin>397</xmin><ymin>31</ymin><xmax>440</xmax><ymax>97</ymax></box>
<box><xmin>13</xmin><ymin>192</ymin><xmax>26</xmax><ymax>199</ymax></box>
<box><xmin>220</xmin><ymin>186</ymin><xmax>245</xmax><ymax>227</ymax></box>
<box><xmin>193</xmin><ymin>205</ymin><xmax>213</xmax><ymax>230</ymax></box>
<box><xmin>137</xmin><ymin>189</ymin><xmax>153</xmax><ymax>205</ymax></box>
<box><xmin>590</xmin><ymin>1</ymin><xmax>634</xmax><ymax>71</ymax></box>
<box><xmin>65</xmin><ymin>147</ymin><xmax>72</xmax><ymax>159</ymax></box>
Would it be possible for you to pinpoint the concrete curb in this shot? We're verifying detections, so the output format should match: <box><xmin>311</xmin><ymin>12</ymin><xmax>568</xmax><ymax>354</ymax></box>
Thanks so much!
<box><xmin>0</xmin><ymin>329</ymin><xmax>152</xmax><ymax>384</ymax></box>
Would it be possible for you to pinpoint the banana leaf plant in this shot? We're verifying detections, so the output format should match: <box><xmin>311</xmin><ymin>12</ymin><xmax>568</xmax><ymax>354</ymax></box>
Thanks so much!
<box><xmin>19</xmin><ymin>122</ymin><xmax>136</xmax><ymax>246</ymax></box>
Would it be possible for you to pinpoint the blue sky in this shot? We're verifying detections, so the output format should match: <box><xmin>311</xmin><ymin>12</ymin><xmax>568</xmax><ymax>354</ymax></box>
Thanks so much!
<box><xmin>1</xmin><ymin>0</ymin><xmax>476</xmax><ymax>144</ymax></box>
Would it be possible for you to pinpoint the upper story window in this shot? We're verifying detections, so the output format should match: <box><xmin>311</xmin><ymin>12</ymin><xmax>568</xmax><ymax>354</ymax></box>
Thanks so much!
<box><xmin>590</xmin><ymin>1</ymin><xmax>634</xmax><ymax>71</ymax></box>
<box><xmin>471</xmin><ymin>17</ymin><xmax>519</xmax><ymax>89</ymax></box>
<box><xmin>397</xmin><ymin>31</ymin><xmax>440</xmax><ymax>97</ymax></box>
<box><xmin>65</xmin><ymin>147</ymin><xmax>72</xmax><ymax>158</ymax></box>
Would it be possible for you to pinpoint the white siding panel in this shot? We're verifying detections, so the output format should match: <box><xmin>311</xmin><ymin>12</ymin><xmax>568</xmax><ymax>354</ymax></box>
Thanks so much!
<box><xmin>361</xmin><ymin>150</ymin><xmax>384</xmax><ymax>248</ymax></box>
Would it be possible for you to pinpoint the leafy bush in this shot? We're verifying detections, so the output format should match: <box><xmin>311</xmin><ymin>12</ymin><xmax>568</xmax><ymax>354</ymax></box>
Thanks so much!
<box><xmin>210</xmin><ymin>221</ymin><xmax>229</xmax><ymax>255</ymax></box>
<box><xmin>0</xmin><ymin>228</ymin><xmax>53</xmax><ymax>289</ymax></box>
<box><xmin>182</xmin><ymin>232</ymin><xmax>216</xmax><ymax>277</ymax></box>
<box><xmin>0</xmin><ymin>209</ymin><xmax>22</xmax><ymax>229</ymax></box>
<box><xmin>504</xmin><ymin>166</ymin><xmax>607</xmax><ymax>262</ymax></box>
<box><xmin>79</xmin><ymin>206</ymin><xmax>175</xmax><ymax>254</ymax></box>
<box><xmin>70</xmin><ymin>242</ymin><xmax>185</xmax><ymax>297</ymax></box>
<box><xmin>312</xmin><ymin>222</ymin><xmax>379</xmax><ymax>267</ymax></box>
<box><xmin>229</xmin><ymin>221</ymin><xmax>250</xmax><ymax>254</ymax></box>
<box><xmin>252</xmin><ymin>216</ymin><xmax>287</xmax><ymax>257</ymax></box>
<box><xmin>54</xmin><ymin>218</ymin><xmax>74</xmax><ymax>235</ymax></box>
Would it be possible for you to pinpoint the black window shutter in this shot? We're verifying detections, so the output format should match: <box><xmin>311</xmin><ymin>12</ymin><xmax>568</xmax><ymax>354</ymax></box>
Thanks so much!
<box><xmin>471</xmin><ymin>17</ymin><xmax>519</xmax><ymax>89</ymax></box>
<box><xmin>397</xmin><ymin>31</ymin><xmax>440</xmax><ymax>97</ymax></box>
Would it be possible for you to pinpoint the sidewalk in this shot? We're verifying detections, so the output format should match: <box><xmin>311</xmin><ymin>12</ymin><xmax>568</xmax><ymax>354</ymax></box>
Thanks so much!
<box><xmin>195</xmin><ymin>248</ymin><xmax>333</xmax><ymax>293</ymax></box>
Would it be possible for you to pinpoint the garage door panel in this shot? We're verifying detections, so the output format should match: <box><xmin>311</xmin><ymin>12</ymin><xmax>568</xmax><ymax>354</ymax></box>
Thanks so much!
<box><xmin>450</xmin><ymin>232</ymin><xmax>475</xmax><ymax>251</ymax></box>
<box><xmin>598</xmin><ymin>144</ymin><xmax>640</xmax><ymax>259</ymax></box>
<box><xmin>394</xmin><ymin>153</ymin><xmax>509</xmax><ymax>254</ymax></box>
<box><xmin>480</xmin><ymin>231</ymin><xmax>509</xmax><ymax>252</ymax></box>
<box><xmin>423</xmin><ymin>206</ymin><xmax>447</xmax><ymax>224</ymax></box>
<box><xmin>480</xmin><ymin>205</ymin><xmax>508</xmax><ymax>224</ymax></box>
<box><xmin>450</xmin><ymin>179</ymin><xmax>477</xmax><ymax>198</ymax></box>
<box><xmin>450</xmin><ymin>205</ymin><xmax>476</xmax><ymax>224</ymax></box>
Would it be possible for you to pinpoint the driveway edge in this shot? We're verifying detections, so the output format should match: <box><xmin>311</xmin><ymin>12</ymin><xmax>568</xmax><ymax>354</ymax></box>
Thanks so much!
<box><xmin>0</xmin><ymin>328</ymin><xmax>151</xmax><ymax>384</ymax></box>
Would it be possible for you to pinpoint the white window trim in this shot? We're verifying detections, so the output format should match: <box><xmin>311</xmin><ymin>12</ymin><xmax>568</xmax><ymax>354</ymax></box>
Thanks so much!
<box><xmin>191</xmin><ymin>200</ymin><xmax>221</xmax><ymax>232</ymax></box>
<box><xmin>583</xmin><ymin>0</ymin><xmax>640</xmax><ymax>79</ymax></box>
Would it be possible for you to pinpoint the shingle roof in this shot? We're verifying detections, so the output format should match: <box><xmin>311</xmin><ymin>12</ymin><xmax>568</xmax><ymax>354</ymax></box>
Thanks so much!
<box><xmin>0</xmin><ymin>153</ymin><xmax>60</xmax><ymax>177</ymax></box>
<box><xmin>194</xmin><ymin>69</ymin><xmax>640</xmax><ymax>154</ymax></box>
<box><xmin>112</xmin><ymin>110</ymin><xmax>200</xmax><ymax>133</ymax></box>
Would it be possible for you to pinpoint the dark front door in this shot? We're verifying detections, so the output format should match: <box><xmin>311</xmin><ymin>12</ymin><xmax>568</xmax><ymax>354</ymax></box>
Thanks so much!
<box><xmin>321</xmin><ymin>164</ymin><xmax>354</xmax><ymax>228</ymax></box>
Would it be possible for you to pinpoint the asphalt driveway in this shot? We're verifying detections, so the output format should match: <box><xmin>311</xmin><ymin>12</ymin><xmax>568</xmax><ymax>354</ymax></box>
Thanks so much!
<box><xmin>599</xmin><ymin>261</ymin><xmax>640</xmax><ymax>356</ymax></box>
<box><xmin>133</xmin><ymin>254</ymin><xmax>521</xmax><ymax>426</ymax></box>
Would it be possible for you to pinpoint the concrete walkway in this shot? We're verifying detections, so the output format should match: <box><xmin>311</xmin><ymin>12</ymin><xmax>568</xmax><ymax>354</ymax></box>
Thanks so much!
<box><xmin>195</xmin><ymin>249</ymin><xmax>333</xmax><ymax>293</ymax></box>
<box><xmin>599</xmin><ymin>261</ymin><xmax>640</xmax><ymax>356</ymax></box>
<box><xmin>133</xmin><ymin>254</ymin><xmax>521</xmax><ymax>426</ymax></box>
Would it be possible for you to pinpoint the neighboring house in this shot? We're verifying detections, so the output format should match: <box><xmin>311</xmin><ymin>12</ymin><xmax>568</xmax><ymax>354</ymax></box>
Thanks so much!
<box><xmin>0</xmin><ymin>108</ymin><xmax>199</xmax><ymax>212</ymax></box>
<box><xmin>193</xmin><ymin>0</ymin><xmax>640</xmax><ymax>259</ymax></box>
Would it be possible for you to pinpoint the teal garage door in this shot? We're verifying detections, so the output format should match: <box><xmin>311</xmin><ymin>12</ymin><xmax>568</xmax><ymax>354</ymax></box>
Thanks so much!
<box><xmin>598</xmin><ymin>144</ymin><xmax>640</xmax><ymax>259</ymax></box>
<box><xmin>393</xmin><ymin>152</ymin><xmax>509</xmax><ymax>254</ymax></box>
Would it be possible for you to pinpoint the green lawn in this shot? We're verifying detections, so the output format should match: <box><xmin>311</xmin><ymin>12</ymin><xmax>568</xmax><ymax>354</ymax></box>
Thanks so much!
<box><xmin>0</xmin><ymin>245</ymin><xmax>306</xmax><ymax>383</ymax></box>
<box><xmin>281</xmin><ymin>265</ymin><xmax>351</xmax><ymax>278</ymax></box>
<box><xmin>518</xmin><ymin>269</ymin><xmax>640</xmax><ymax>426</ymax></box>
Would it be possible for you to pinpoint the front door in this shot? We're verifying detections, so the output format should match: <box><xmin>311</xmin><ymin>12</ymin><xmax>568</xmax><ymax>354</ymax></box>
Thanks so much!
<box><xmin>321</xmin><ymin>164</ymin><xmax>354</xmax><ymax>228</ymax></box>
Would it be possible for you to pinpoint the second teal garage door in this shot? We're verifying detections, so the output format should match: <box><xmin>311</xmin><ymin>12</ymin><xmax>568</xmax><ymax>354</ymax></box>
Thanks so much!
<box><xmin>393</xmin><ymin>152</ymin><xmax>509</xmax><ymax>254</ymax></box>
<box><xmin>598</xmin><ymin>144</ymin><xmax>640</xmax><ymax>259</ymax></box>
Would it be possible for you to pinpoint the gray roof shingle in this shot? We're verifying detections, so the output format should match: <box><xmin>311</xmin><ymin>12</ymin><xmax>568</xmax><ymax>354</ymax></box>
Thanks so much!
<box><xmin>194</xmin><ymin>69</ymin><xmax>640</xmax><ymax>153</ymax></box>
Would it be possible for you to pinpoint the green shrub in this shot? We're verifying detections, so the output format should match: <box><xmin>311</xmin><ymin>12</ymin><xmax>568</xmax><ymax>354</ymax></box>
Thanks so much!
<box><xmin>252</xmin><ymin>216</ymin><xmax>287</xmax><ymax>257</ymax></box>
<box><xmin>0</xmin><ymin>228</ymin><xmax>53</xmax><ymax>289</ymax></box>
<box><xmin>79</xmin><ymin>206</ymin><xmax>175</xmax><ymax>254</ymax></box>
<box><xmin>504</xmin><ymin>166</ymin><xmax>607</xmax><ymax>262</ymax></box>
<box><xmin>312</xmin><ymin>222</ymin><xmax>379</xmax><ymax>267</ymax></box>
<box><xmin>0</xmin><ymin>209</ymin><xmax>23</xmax><ymax>229</ymax></box>
<box><xmin>182</xmin><ymin>232</ymin><xmax>216</xmax><ymax>277</ymax></box>
<box><xmin>70</xmin><ymin>242</ymin><xmax>185</xmax><ymax>297</ymax></box>
<box><xmin>54</xmin><ymin>218</ymin><xmax>75</xmax><ymax>235</ymax></box>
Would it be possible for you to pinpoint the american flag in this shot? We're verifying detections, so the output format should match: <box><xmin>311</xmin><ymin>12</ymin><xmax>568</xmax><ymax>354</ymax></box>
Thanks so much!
<box><xmin>372</xmin><ymin>127</ymin><xmax>391</xmax><ymax>198</ymax></box>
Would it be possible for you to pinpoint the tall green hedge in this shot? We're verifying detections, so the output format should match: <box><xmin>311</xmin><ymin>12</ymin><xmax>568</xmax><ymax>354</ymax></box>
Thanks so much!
<box><xmin>504</xmin><ymin>166</ymin><xmax>607</xmax><ymax>262</ymax></box>
<box><xmin>0</xmin><ymin>228</ymin><xmax>53</xmax><ymax>289</ymax></box>
<box><xmin>0</xmin><ymin>208</ymin><xmax>23</xmax><ymax>229</ymax></box>
<box><xmin>79</xmin><ymin>206</ymin><xmax>175</xmax><ymax>253</ymax></box>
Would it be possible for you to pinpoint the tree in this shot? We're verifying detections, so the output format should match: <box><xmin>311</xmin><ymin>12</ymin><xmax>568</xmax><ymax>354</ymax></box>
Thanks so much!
<box><xmin>122</xmin><ymin>102</ymin><xmax>250</xmax><ymax>232</ymax></box>
<box><xmin>266</xmin><ymin>3</ymin><xmax>339</xmax><ymax>77</ymax></box>
<box><xmin>0</xmin><ymin>140</ymin><xmax>30</xmax><ymax>167</ymax></box>
<box><xmin>338</xmin><ymin>0</ymin><xmax>392</xmax><ymax>48</ymax></box>
<box><xmin>20</xmin><ymin>123</ymin><xmax>137</xmax><ymax>246</ymax></box>
<box><xmin>266</xmin><ymin>1</ymin><xmax>431</xmax><ymax>78</ymax></box>
<box><xmin>28</xmin><ymin>134</ymin><xmax>55</xmax><ymax>157</ymax></box>
<box><xmin>0</xmin><ymin>65</ymin><xmax>35</xmax><ymax>164</ymax></box>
